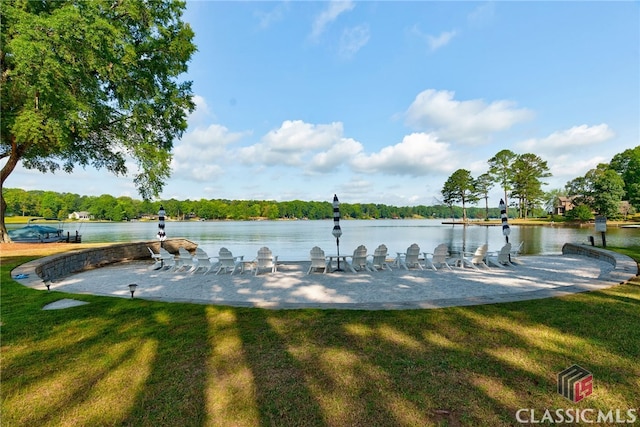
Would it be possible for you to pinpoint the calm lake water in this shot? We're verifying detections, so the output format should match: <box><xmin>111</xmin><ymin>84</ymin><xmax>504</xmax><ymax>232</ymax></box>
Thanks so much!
<box><xmin>15</xmin><ymin>219</ymin><xmax>639</xmax><ymax>261</ymax></box>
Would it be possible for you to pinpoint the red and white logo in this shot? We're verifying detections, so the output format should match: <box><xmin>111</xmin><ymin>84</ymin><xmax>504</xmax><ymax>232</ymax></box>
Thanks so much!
<box><xmin>557</xmin><ymin>364</ymin><xmax>593</xmax><ymax>402</ymax></box>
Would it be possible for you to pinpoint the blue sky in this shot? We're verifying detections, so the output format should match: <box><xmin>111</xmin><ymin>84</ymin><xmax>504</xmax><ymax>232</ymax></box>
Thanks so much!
<box><xmin>8</xmin><ymin>1</ymin><xmax>640</xmax><ymax>206</ymax></box>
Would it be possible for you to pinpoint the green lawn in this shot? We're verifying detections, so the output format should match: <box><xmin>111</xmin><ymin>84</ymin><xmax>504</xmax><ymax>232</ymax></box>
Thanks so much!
<box><xmin>2</xmin><ymin>248</ymin><xmax>639</xmax><ymax>426</ymax></box>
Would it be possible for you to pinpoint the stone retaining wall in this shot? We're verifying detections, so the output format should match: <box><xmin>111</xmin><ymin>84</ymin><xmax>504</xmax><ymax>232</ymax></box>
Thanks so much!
<box><xmin>34</xmin><ymin>238</ymin><xmax>197</xmax><ymax>282</ymax></box>
<box><xmin>561</xmin><ymin>243</ymin><xmax>617</xmax><ymax>265</ymax></box>
<box><xmin>562</xmin><ymin>242</ymin><xmax>638</xmax><ymax>284</ymax></box>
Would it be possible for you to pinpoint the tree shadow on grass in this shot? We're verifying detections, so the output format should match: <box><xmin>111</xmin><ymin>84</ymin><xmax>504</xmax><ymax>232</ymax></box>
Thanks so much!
<box><xmin>226</xmin><ymin>288</ymin><xmax>640</xmax><ymax>426</ymax></box>
<box><xmin>234</xmin><ymin>309</ymin><xmax>328</xmax><ymax>426</ymax></box>
<box><xmin>3</xmin><ymin>269</ymin><xmax>639</xmax><ymax>426</ymax></box>
<box><xmin>2</xmin><ymin>288</ymin><xmax>211</xmax><ymax>427</ymax></box>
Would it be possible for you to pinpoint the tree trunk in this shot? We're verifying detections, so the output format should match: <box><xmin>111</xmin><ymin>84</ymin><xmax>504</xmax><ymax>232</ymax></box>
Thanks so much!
<box><xmin>484</xmin><ymin>196</ymin><xmax>489</xmax><ymax>220</ymax></box>
<box><xmin>1</xmin><ymin>136</ymin><xmax>23</xmax><ymax>243</ymax></box>
<box><xmin>0</xmin><ymin>188</ymin><xmax>9</xmax><ymax>243</ymax></box>
<box><xmin>503</xmin><ymin>190</ymin><xmax>509</xmax><ymax>215</ymax></box>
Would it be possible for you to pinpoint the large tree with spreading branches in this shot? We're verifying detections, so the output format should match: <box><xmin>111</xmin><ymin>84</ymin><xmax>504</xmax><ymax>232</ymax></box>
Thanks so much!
<box><xmin>487</xmin><ymin>149</ymin><xmax>517</xmax><ymax>213</ymax></box>
<box><xmin>0</xmin><ymin>0</ymin><xmax>196</xmax><ymax>242</ymax></box>
<box><xmin>441</xmin><ymin>169</ymin><xmax>479</xmax><ymax>223</ymax></box>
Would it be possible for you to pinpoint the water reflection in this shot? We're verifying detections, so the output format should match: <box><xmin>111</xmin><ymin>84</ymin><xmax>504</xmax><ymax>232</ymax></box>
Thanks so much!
<box><xmin>7</xmin><ymin>219</ymin><xmax>639</xmax><ymax>261</ymax></box>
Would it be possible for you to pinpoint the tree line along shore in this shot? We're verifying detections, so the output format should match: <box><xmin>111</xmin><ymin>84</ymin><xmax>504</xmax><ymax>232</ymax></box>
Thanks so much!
<box><xmin>4</xmin><ymin>188</ymin><xmax>639</xmax><ymax>225</ymax></box>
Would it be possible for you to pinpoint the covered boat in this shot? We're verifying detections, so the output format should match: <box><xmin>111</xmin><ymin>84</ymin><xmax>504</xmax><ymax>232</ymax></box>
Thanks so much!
<box><xmin>8</xmin><ymin>218</ymin><xmax>66</xmax><ymax>243</ymax></box>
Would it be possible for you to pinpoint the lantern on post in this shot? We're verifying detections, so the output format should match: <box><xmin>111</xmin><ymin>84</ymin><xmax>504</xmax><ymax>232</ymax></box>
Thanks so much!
<box><xmin>128</xmin><ymin>283</ymin><xmax>138</xmax><ymax>298</ymax></box>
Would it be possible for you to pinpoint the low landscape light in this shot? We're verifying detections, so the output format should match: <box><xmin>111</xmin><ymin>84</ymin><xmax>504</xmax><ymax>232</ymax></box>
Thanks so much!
<box><xmin>128</xmin><ymin>283</ymin><xmax>138</xmax><ymax>298</ymax></box>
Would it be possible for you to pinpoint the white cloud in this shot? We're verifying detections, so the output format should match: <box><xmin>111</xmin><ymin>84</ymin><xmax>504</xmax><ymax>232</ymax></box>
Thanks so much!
<box><xmin>186</xmin><ymin>95</ymin><xmax>215</xmax><ymax>127</ymax></box>
<box><xmin>172</xmin><ymin>124</ymin><xmax>250</xmax><ymax>182</ymax></box>
<box><xmin>468</xmin><ymin>2</ymin><xmax>496</xmax><ymax>28</ymax></box>
<box><xmin>239</xmin><ymin>120</ymin><xmax>344</xmax><ymax>167</ymax></box>
<box><xmin>255</xmin><ymin>2</ymin><xmax>289</xmax><ymax>29</ymax></box>
<box><xmin>427</xmin><ymin>30</ymin><xmax>457</xmax><ymax>51</ymax></box>
<box><xmin>339</xmin><ymin>24</ymin><xmax>370</xmax><ymax>58</ymax></box>
<box><xmin>516</xmin><ymin>124</ymin><xmax>616</xmax><ymax>189</ymax></box>
<box><xmin>336</xmin><ymin>176</ymin><xmax>374</xmax><ymax>200</ymax></box>
<box><xmin>308</xmin><ymin>138</ymin><xmax>364</xmax><ymax>173</ymax></box>
<box><xmin>410</xmin><ymin>25</ymin><xmax>457</xmax><ymax>52</ymax></box>
<box><xmin>547</xmin><ymin>154</ymin><xmax>611</xmax><ymax>189</ymax></box>
<box><xmin>264</xmin><ymin>120</ymin><xmax>342</xmax><ymax>151</ymax></box>
<box><xmin>310</xmin><ymin>0</ymin><xmax>355</xmax><ymax>41</ymax></box>
<box><xmin>516</xmin><ymin>124</ymin><xmax>614</xmax><ymax>153</ymax></box>
<box><xmin>404</xmin><ymin>89</ymin><xmax>533</xmax><ymax>144</ymax></box>
<box><xmin>351</xmin><ymin>132</ymin><xmax>456</xmax><ymax>176</ymax></box>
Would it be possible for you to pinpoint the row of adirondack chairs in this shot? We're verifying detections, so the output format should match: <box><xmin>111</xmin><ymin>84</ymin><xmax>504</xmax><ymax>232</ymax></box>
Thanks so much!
<box><xmin>149</xmin><ymin>241</ymin><xmax>522</xmax><ymax>276</ymax></box>
<box><xmin>148</xmin><ymin>246</ymin><xmax>278</xmax><ymax>275</ymax></box>
<box><xmin>309</xmin><ymin>241</ymin><xmax>521</xmax><ymax>274</ymax></box>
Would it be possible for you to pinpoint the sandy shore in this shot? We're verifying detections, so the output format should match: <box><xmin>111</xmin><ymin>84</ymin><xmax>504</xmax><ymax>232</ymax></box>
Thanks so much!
<box><xmin>30</xmin><ymin>255</ymin><xmax>625</xmax><ymax>310</ymax></box>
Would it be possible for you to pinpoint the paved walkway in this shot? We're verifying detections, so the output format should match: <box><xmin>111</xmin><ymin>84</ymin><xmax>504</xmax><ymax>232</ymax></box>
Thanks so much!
<box><xmin>15</xmin><ymin>252</ymin><xmax>638</xmax><ymax>310</ymax></box>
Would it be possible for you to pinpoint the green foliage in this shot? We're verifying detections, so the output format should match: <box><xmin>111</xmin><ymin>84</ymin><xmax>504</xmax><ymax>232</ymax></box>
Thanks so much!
<box><xmin>487</xmin><ymin>149</ymin><xmax>517</xmax><ymax>208</ymax></box>
<box><xmin>610</xmin><ymin>145</ymin><xmax>640</xmax><ymax>208</ymax></box>
<box><xmin>566</xmin><ymin>163</ymin><xmax>626</xmax><ymax>218</ymax></box>
<box><xmin>510</xmin><ymin>153</ymin><xmax>551</xmax><ymax>218</ymax></box>
<box><xmin>591</xmin><ymin>168</ymin><xmax>625</xmax><ymax>218</ymax></box>
<box><xmin>2</xmin><ymin>188</ymin><xmax>509</xmax><ymax>221</ymax></box>
<box><xmin>565</xmin><ymin>204</ymin><xmax>593</xmax><ymax>222</ymax></box>
<box><xmin>474</xmin><ymin>173</ymin><xmax>493</xmax><ymax>220</ymax></box>
<box><xmin>441</xmin><ymin>169</ymin><xmax>479</xmax><ymax>222</ymax></box>
<box><xmin>2</xmin><ymin>249</ymin><xmax>639</xmax><ymax>425</ymax></box>
<box><xmin>1</xmin><ymin>0</ymin><xmax>196</xmax><ymax>240</ymax></box>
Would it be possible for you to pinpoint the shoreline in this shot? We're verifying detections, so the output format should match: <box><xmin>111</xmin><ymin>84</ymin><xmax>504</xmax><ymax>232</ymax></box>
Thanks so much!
<box><xmin>5</xmin><ymin>216</ymin><xmax>640</xmax><ymax>227</ymax></box>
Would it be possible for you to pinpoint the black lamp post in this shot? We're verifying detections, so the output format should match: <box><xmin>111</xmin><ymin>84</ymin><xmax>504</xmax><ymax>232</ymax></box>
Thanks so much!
<box><xmin>332</xmin><ymin>194</ymin><xmax>343</xmax><ymax>271</ymax></box>
<box><xmin>128</xmin><ymin>283</ymin><xmax>138</xmax><ymax>298</ymax></box>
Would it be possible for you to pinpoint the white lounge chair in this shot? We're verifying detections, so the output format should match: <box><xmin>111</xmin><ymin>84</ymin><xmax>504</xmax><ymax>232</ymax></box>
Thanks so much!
<box><xmin>307</xmin><ymin>246</ymin><xmax>328</xmax><ymax>274</ymax></box>
<box><xmin>191</xmin><ymin>248</ymin><xmax>215</xmax><ymax>274</ymax></box>
<box><xmin>423</xmin><ymin>244</ymin><xmax>454</xmax><ymax>271</ymax></box>
<box><xmin>347</xmin><ymin>245</ymin><xmax>371</xmax><ymax>272</ymax></box>
<box><xmin>175</xmin><ymin>247</ymin><xmax>196</xmax><ymax>272</ymax></box>
<box><xmin>510</xmin><ymin>241</ymin><xmax>524</xmax><ymax>264</ymax></box>
<box><xmin>148</xmin><ymin>246</ymin><xmax>162</xmax><ymax>260</ymax></box>
<box><xmin>148</xmin><ymin>247</ymin><xmax>163</xmax><ymax>269</ymax></box>
<box><xmin>397</xmin><ymin>243</ymin><xmax>424</xmax><ymax>270</ymax></box>
<box><xmin>158</xmin><ymin>247</ymin><xmax>176</xmax><ymax>271</ymax></box>
<box><xmin>252</xmin><ymin>247</ymin><xmax>278</xmax><ymax>275</ymax></box>
<box><xmin>215</xmin><ymin>247</ymin><xmax>244</xmax><ymax>275</ymax></box>
<box><xmin>461</xmin><ymin>244</ymin><xmax>489</xmax><ymax>270</ymax></box>
<box><xmin>368</xmin><ymin>244</ymin><xmax>392</xmax><ymax>272</ymax></box>
<box><xmin>487</xmin><ymin>243</ymin><xmax>513</xmax><ymax>268</ymax></box>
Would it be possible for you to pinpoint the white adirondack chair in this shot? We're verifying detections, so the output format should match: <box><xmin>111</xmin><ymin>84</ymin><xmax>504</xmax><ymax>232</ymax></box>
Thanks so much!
<box><xmin>148</xmin><ymin>247</ymin><xmax>163</xmax><ymax>270</ymax></box>
<box><xmin>307</xmin><ymin>246</ymin><xmax>328</xmax><ymax>274</ymax></box>
<box><xmin>158</xmin><ymin>247</ymin><xmax>176</xmax><ymax>271</ymax></box>
<box><xmin>368</xmin><ymin>244</ymin><xmax>392</xmax><ymax>272</ymax></box>
<box><xmin>191</xmin><ymin>248</ymin><xmax>215</xmax><ymax>274</ymax></box>
<box><xmin>424</xmin><ymin>244</ymin><xmax>454</xmax><ymax>271</ymax></box>
<box><xmin>347</xmin><ymin>245</ymin><xmax>371</xmax><ymax>272</ymax></box>
<box><xmin>510</xmin><ymin>241</ymin><xmax>524</xmax><ymax>264</ymax></box>
<box><xmin>175</xmin><ymin>247</ymin><xmax>196</xmax><ymax>272</ymax></box>
<box><xmin>487</xmin><ymin>243</ymin><xmax>513</xmax><ymax>268</ymax></box>
<box><xmin>397</xmin><ymin>243</ymin><xmax>424</xmax><ymax>270</ymax></box>
<box><xmin>252</xmin><ymin>247</ymin><xmax>278</xmax><ymax>275</ymax></box>
<box><xmin>215</xmin><ymin>247</ymin><xmax>244</xmax><ymax>275</ymax></box>
<box><xmin>461</xmin><ymin>244</ymin><xmax>489</xmax><ymax>270</ymax></box>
